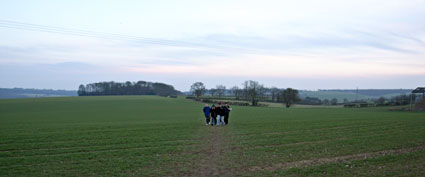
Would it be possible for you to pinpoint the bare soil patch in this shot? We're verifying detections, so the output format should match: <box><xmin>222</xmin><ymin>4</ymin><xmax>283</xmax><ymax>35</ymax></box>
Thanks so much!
<box><xmin>175</xmin><ymin>125</ymin><xmax>231</xmax><ymax>177</ymax></box>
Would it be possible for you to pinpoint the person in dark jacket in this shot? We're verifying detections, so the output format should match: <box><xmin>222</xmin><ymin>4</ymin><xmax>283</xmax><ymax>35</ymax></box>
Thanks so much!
<box><xmin>216</xmin><ymin>102</ymin><xmax>224</xmax><ymax>126</ymax></box>
<box><xmin>203</xmin><ymin>104</ymin><xmax>211</xmax><ymax>125</ymax></box>
<box><xmin>210</xmin><ymin>105</ymin><xmax>217</xmax><ymax>126</ymax></box>
<box><xmin>223</xmin><ymin>103</ymin><xmax>231</xmax><ymax>125</ymax></box>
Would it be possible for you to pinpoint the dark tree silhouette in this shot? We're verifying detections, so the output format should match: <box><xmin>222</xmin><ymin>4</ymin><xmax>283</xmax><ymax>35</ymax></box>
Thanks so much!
<box><xmin>280</xmin><ymin>88</ymin><xmax>300</xmax><ymax>108</ymax></box>
<box><xmin>323</xmin><ymin>99</ymin><xmax>330</xmax><ymax>105</ymax></box>
<box><xmin>77</xmin><ymin>81</ymin><xmax>180</xmax><ymax>96</ymax></box>
<box><xmin>78</xmin><ymin>84</ymin><xmax>86</xmax><ymax>96</ymax></box>
<box><xmin>330</xmin><ymin>98</ymin><xmax>338</xmax><ymax>105</ymax></box>
<box><xmin>190</xmin><ymin>82</ymin><xmax>206</xmax><ymax>98</ymax></box>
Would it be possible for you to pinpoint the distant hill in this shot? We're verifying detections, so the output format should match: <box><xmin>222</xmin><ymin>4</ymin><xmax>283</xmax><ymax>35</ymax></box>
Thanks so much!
<box><xmin>0</xmin><ymin>88</ymin><xmax>77</xmax><ymax>99</ymax></box>
<box><xmin>300</xmin><ymin>89</ymin><xmax>412</xmax><ymax>102</ymax></box>
<box><xmin>318</xmin><ymin>89</ymin><xmax>412</xmax><ymax>97</ymax></box>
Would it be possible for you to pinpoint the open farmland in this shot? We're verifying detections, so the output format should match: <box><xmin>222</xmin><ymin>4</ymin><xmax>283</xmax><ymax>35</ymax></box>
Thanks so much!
<box><xmin>1</xmin><ymin>96</ymin><xmax>424</xmax><ymax>176</ymax></box>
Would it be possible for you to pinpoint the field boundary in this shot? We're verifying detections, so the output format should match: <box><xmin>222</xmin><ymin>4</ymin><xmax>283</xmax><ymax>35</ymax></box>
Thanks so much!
<box><xmin>228</xmin><ymin>130</ymin><xmax>415</xmax><ymax>151</ymax></box>
<box><xmin>249</xmin><ymin>145</ymin><xmax>425</xmax><ymax>172</ymax></box>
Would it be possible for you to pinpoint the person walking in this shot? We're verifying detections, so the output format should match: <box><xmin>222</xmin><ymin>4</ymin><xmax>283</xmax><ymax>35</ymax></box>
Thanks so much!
<box><xmin>223</xmin><ymin>103</ymin><xmax>232</xmax><ymax>125</ymax></box>
<box><xmin>210</xmin><ymin>105</ymin><xmax>217</xmax><ymax>126</ymax></box>
<box><xmin>216</xmin><ymin>102</ymin><xmax>224</xmax><ymax>126</ymax></box>
<box><xmin>203</xmin><ymin>104</ymin><xmax>211</xmax><ymax>125</ymax></box>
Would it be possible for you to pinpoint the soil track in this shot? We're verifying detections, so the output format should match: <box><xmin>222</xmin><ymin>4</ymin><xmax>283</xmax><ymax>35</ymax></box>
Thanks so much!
<box><xmin>190</xmin><ymin>126</ymin><xmax>228</xmax><ymax>177</ymax></box>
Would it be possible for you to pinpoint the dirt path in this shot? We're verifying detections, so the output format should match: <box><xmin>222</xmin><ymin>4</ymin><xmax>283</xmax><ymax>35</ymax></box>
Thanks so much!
<box><xmin>188</xmin><ymin>125</ymin><xmax>229</xmax><ymax>177</ymax></box>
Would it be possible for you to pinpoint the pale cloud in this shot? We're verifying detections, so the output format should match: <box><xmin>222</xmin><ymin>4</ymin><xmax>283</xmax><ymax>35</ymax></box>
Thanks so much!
<box><xmin>122</xmin><ymin>51</ymin><xmax>425</xmax><ymax>78</ymax></box>
<box><xmin>0</xmin><ymin>0</ymin><xmax>424</xmax><ymax>90</ymax></box>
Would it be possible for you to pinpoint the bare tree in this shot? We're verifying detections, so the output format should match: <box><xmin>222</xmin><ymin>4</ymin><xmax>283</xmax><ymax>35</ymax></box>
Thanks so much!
<box><xmin>216</xmin><ymin>85</ymin><xmax>226</xmax><ymax>97</ymax></box>
<box><xmin>243</xmin><ymin>80</ymin><xmax>266</xmax><ymax>106</ymax></box>
<box><xmin>231</xmin><ymin>86</ymin><xmax>243</xmax><ymax>100</ymax></box>
<box><xmin>190</xmin><ymin>82</ymin><xmax>206</xmax><ymax>98</ymax></box>
<box><xmin>270</xmin><ymin>87</ymin><xmax>280</xmax><ymax>102</ymax></box>
<box><xmin>209</xmin><ymin>88</ymin><xmax>217</xmax><ymax>97</ymax></box>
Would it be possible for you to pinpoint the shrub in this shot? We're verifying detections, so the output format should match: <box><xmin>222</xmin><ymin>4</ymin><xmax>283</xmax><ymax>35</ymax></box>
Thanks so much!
<box><xmin>344</xmin><ymin>104</ymin><xmax>356</xmax><ymax>108</ymax></box>
<box><xmin>201</xmin><ymin>99</ymin><xmax>213</xmax><ymax>103</ymax></box>
<box><xmin>359</xmin><ymin>103</ymin><xmax>368</xmax><ymax>107</ymax></box>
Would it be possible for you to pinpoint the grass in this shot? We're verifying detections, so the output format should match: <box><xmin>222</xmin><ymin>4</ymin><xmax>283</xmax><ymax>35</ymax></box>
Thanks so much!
<box><xmin>275</xmin><ymin>148</ymin><xmax>425</xmax><ymax>176</ymax></box>
<box><xmin>0</xmin><ymin>96</ymin><xmax>424</xmax><ymax>176</ymax></box>
<box><xmin>0</xmin><ymin>96</ymin><xmax>202</xmax><ymax>176</ymax></box>
<box><xmin>225</xmin><ymin>106</ymin><xmax>425</xmax><ymax>176</ymax></box>
<box><xmin>299</xmin><ymin>90</ymin><xmax>370</xmax><ymax>102</ymax></box>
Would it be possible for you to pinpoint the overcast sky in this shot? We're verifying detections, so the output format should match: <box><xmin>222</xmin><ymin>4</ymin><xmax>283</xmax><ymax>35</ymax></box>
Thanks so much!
<box><xmin>0</xmin><ymin>0</ymin><xmax>424</xmax><ymax>91</ymax></box>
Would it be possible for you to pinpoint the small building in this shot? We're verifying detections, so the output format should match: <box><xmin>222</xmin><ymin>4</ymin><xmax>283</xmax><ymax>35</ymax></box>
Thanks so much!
<box><xmin>412</xmin><ymin>87</ymin><xmax>425</xmax><ymax>96</ymax></box>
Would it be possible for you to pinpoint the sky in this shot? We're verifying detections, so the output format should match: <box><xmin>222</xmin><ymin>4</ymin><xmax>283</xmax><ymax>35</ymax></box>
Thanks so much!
<box><xmin>0</xmin><ymin>0</ymin><xmax>424</xmax><ymax>91</ymax></box>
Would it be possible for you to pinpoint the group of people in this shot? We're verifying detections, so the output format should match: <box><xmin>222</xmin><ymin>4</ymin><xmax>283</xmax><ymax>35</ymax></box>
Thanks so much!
<box><xmin>202</xmin><ymin>102</ymin><xmax>232</xmax><ymax>126</ymax></box>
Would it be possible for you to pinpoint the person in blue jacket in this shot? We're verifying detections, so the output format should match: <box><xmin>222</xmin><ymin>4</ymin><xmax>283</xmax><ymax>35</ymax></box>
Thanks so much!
<box><xmin>203</xmin><ymin>104</ymin><xmax>211</xmax><ymax>125</ymax></box>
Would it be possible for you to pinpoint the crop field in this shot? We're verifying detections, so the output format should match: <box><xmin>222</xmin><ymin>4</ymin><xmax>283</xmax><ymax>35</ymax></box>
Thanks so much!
<box><xmin>298</xmin><ymin>90</ymin><xmax>412</xmax><ymax>102</ymax></box>
<box><xmin>1</xmin><ymin>96</ymin><xmax>424</xmax><ymax>176</ymax></box>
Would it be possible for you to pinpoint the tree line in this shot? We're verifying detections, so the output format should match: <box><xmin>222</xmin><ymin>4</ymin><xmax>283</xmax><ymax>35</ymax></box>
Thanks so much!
<box><xmin>373</xmin><ymin>94</ymin><xmax>418</xmax><ymax>105</ymax></box>
<box><xmin>190</xmin><ymin>80</ymin><xmax>300</xmax><ymax>107</ymax></box>
<box><xmin>78</xmin><ymin>81</ymin><xmax>180</xmax><ymax>96</ymax></box>
<box><xmin>190</xmin><ymin>81</ymin><xmax>421</xmax><ymax>108</ymax></box>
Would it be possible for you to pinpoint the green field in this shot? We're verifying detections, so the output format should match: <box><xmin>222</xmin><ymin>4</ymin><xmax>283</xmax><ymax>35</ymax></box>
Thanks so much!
<box><xmin>1</xmin><ymin>96</ymin><xmax>424</xmax><ymax>176</ymax></box>
<box><xmin>299</xmin><ymin>90</ymin><xmax>412</xmax><ymax>102</ymax></box>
